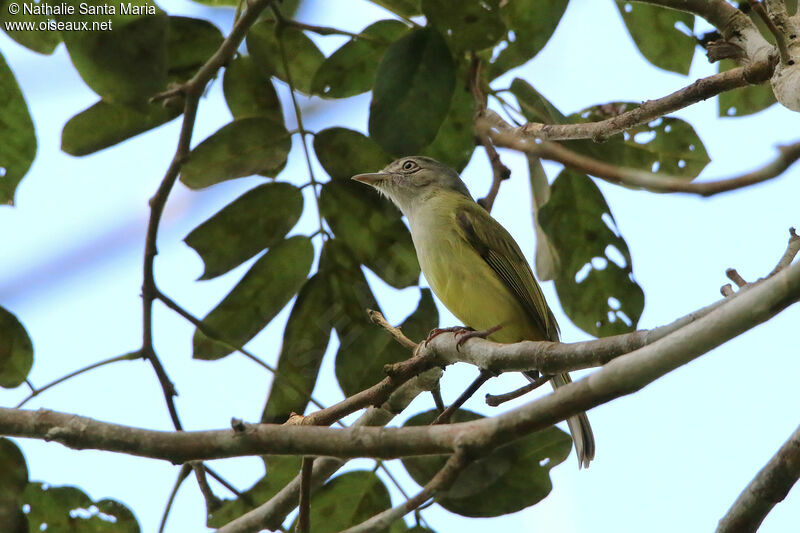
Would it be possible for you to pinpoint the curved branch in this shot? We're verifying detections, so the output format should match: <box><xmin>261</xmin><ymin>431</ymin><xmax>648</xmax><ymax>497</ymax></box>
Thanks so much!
<box><xmin>717</xmin><ymin>424</ymin><xmax>800</xmax><ymax>533</ymax></box>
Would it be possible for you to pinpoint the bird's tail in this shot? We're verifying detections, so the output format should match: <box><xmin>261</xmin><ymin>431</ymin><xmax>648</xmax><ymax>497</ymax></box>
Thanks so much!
<box><xmin>552</xmin><ymin>372</ymin><xmax>595</xmax><ymax>468</ymax></box>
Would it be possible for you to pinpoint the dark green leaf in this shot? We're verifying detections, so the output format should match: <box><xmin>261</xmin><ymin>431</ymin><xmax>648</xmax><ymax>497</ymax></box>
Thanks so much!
<box><xmin>508</xmin><ymin>77</ymin><xmax>567</xmax><ymax>124</ymax></box>
<box><xmin>208</xmin><ymin>456</ymin><xmax>301</xmax><ymax>527</ymax></box>
<box><xmin>166</xmin><ymin>16</ymin><xmax>224</xmax><ymax>76</ymax></box>
<box><xmin>369</xmin><ymin>27</ymin><xmax>456</xmax><ymax>155</ymax></box>
<box><xmin>489</xmin><ymin>0</ymin><xmax>568</xmax><ymax>78</ymax></box>
<box><xmin>566</xmin><ymin>103</ymin><xmax>710</xmax><ymax>178</ymax></box>
<box><xmin>539</xmin><ymin>169</ymin><xmax>644</xmax><ymax>337</ymax></box>
<box><xmin>62</xmin><ymin>100</ymin><xmax>180</xmax><ymax>156</ymax></box>
<box><xmin>717</xmin><ymin>59</ymin><xmax>776</xmax><ymax>117</ymax></box>
<box><xmin>335</xmin><ymin>288</ymin><xmax>436</xmax><ymax>398</ymax></box>
<box><xmin>314</xmin><ymin>127</ymin><xmax>393</xmax><ymax>181</ymax></box>
<box><xmin>180</xmin><ymin>117</ymin><xmax>291</xmax><ymax>189</ymax></box>
<box><xmin>0</xmin><ymin>0</ymin><xmax>61</xmax><ymax>54</ymax></box>
<box><xmin>247</xmin><ymin>21</ymin><xmax>325</xmax><ymax>95</ymax></box>
<box><xmin>422</xmin><ymin>0</ymin><xmax>506</xmax><ymax>51</ymax></box>
<box><xmin>23</xmin><ymin>483</ymin><xmax>139</xmax><ymax>532</ymax></box>
<box><xmin>291</xmin><ymin>471</ymin><xmax>391</xmax><ymax>532</ymax></box>
<box><xmin>423</xmin><ymin>61</ymin><xmax>476</xmax><ymax>171</ymax></box>
<box><xmin>0</xmin><ymin>438</ymin><xmax>27</xmax><ymax>532</ymax></box>
<box><xmin>402</xmin><ymin>410</ymin><xmax>570</xmax><ymax>516</ymax></box>
<box><xmin>193</xmin><ymin>236</ymin><xmax>314</xmax><ymax>360</ymax></box>
<box><xmin>60</xmin><ymin>1</ymin><xmax>169</xmax><ymax>103</ymax></box>
<box><xmin>261</xmin><ymin>274</ymin><xmax>332</xmax><ymax>423</ymax></box>
<box><xmin>185</xmin><ymin>183</ymin><xmax>303</xmax><ymax>279</ymax></box>
<box><xmin>0</xmin><ymin>306</ymin><xmax>33</xmax><ymax>388</ymax></box>
<box><xmin>0</xmin><ymin>53</ymin><xmax>36</xmax><ymax>206</ymax></box>
<box><xmin>320</xmin><ymin>180</ymin><xmax>420</xmax><ymax>289</ymax></box>
<box><xmin>615</xmin><ymin>1</ymin><xmax>695</xmax><ymax>75</ymax></box>
<box><xmin>223</xmin><ymin>55</ymin><xmax>283</xmax><ymax>121</ymax></box>
<box><xmin>312</xmin><ymin>20</ymin><xmax>410</xmax><ymax>99</ymax></box>
<box><xmin>371</xmin><ymin>0</ymin><xmax>421</xmax><ymax>17</ymax></box>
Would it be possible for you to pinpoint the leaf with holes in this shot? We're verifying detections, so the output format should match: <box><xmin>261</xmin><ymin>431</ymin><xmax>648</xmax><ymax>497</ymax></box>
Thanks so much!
<box><xmin>0</xmin><ymin>54</ymin><xmax>36</xmax><ymax>206</ymax></box>
<box><xmin>717</xmin><ymin>59</ymin><xmax>776</xmax><ymax>117</ymax></box>
<box><xmin>422</xmin><ymin>0</ymin><xmax>506</xmax><ymax>51</ymax></box>
<box><xmin>247</xmin><ymin>20</ymin><xmax>324</xmax><ymax>95</ymax></box>
<box><xmin>314</xmin><ymin>127</ymin><xmax>393</xmax><ymax>181</ymax></box>
<box><xmin>180</xmin><ymin>117</ymin><xmax>291</xmax><ymax>189</ymax></box>
<box><xmin>369</xmin><ymin>27</ymin><xmax>456</xmax><ymax>155</ymax></box>
<box><xmin>566</xmin><ymin>103</ymin><xmax>710</xmax><ymax>178</ymax></box>
<box><xmin>615</xmin><ymin>1</ymin><xmax>695</xmax><ymax>75</ymax></box>
<box><xmin>0</xmin><ymin>306</ymin><xmax>33</xmax><ymax>389</ymax></box>
<box><xmin>290</xmin><ymin>471</ymin><xmax>391</xmax><ymax>532</ymax></box>
<box><xmin>192</xmin><ymin>236</ymin><xmax>314</xmax><ymax>360</ymax></box>
<box><xmin>320</xmin><ymin>180</ymin><xmax>420</xmax><ymax>289</ymax></box>
<box><xmin>402</xmin><ymin>409</ymin><xmax>571</xmax><ymax>517</ymax></box>
<box><xmin>223</xmin><ymin>55</ymin><xmax>283</xmax><ymax>121</ymax></box>
<box><xmin>312</xmin><ymin>20</ymin><xmax>410</xmax><ymax>99</ymax></box>
<box><xmin>22</xmin><ymin>483</ymin><xmax>139</xmax><ymax>533</ymax></box>
<box><xmin>185</xmin><ymin>183</ymin><xmax>303</xmax><ymax>279</ymax></box>
<box><xmin>260</xmin><ymin>274</ymin><xmax>332</xmax><ymax>423</ymax></box>
<box><xmin>539</xmin><ymin>169</ymin><xmax>644</xmax><ymax>337</ymax></box>
<box><xmin>489</xmin><ymin>0</ymin><xmax>569</xmax><ymax>78</ymax></box>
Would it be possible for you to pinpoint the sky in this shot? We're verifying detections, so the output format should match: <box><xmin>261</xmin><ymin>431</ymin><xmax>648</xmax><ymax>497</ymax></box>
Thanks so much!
<box><xmin>1</xmin><ymin>0</ymin><xmax>800</xmax><ymax>532</ymax></box>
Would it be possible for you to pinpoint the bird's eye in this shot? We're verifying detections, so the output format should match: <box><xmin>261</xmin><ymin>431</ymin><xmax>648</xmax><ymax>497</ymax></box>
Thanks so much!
<box><xmin>402</xmin><ymin>160</ymin><xmax>419</xmax><ymax>172</ymax></box>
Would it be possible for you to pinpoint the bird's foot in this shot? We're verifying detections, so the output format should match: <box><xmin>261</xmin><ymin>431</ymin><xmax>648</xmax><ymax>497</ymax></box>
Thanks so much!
<box><xmin>454</xmin><ymin>325</ymin><xmax>503</xmax><ymax>351</ymax></box>
<box><xmin>424</xmin><ymin>326</ymin><xmax>474</xmax><ymax>346</ymax></box>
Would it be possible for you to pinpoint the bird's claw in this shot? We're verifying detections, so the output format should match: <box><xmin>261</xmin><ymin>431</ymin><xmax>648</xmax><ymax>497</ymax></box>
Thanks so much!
<box><xmin>424</xmin><ymin>326</ymin><xmax>474</xmax><ymax>347</ymax></box>
<box><xmin>454</xmin><ymin>325</ymin><xmax>503</xmax><ymax>352</ymax></box>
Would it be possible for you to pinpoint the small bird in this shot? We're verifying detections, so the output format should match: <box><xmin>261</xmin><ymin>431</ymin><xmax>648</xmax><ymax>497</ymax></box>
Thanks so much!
<box><xmin>353</xmin><ymin>156</ymin><xmax>595</xmax><ymax>468</ymax></box>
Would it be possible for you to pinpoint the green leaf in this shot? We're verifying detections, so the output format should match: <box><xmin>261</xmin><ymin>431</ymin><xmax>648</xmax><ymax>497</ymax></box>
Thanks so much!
<box><xmin>247</xmin><ymin>21</ymin><xmax>325</xmax><ymax>95</ymax></box>
<box><xmin>0</xmin><ymin>0</ymin><xmax>61</xmax><ymax>54</ymax></box>
<box><xmin>539</xmin><ymin>169</ymin><xmax>644</xmax><ymax>337</ymax></box>
<box><xmin>422</xmin><ymin>62</ymin><xmax>476</xmax><ymax>172</ymax></box>
<box><xmin>0</xmin><ymin>306</ymin><xmax>33</xmax><ymax>389</ymax></box>
<box><xmin>260</xmin><ymin>274</ymin><xmax>332</xmax><ymax>423</ymax></box>
<box><xmin>22</xmin><ymin>483</ymin><xmax>139</xmax><ymax>533</ymax></box>
<box><xmin>422</xmin><ymin>0</ymin><xmax>506</xmax><ymax>51</ymax></box>
<box><xmin>371</xmin><ymin>0</ymin><xmax>421</xmax><ymax>17</ymax></box>
<box><xmin>166</xmin><ymin>16</ymin><xmax>224</xmax><ymax>77</ymax></box>
<box><xmin>566</xmin><ymin>103</ymin><xmax>710</xmax><ymax>178</ymax></box>
<box><xmin>335</xmin><ymin>287</ymin><xmax>437</xmax><ymax>398</ymax></box>
<box><xmin>180</xmin><ymin>117</ymin><xmax>291</xmax><ymax>189</ymax></box>
<box><xmin>312</xmin><ymin>20</ymin><xmax>410</xmax><ymax>99</ymax></box>
<box><xmin>489</xmin><ymin>0</ymin><xmax>569</xmax><ymax>78</ymax></box>
<box><xmin>369</xmin><ymin>27</ymin><xmax>456</xmax><ymax>155</ymax></box>
<box><xmin>60</xmin><ymin>1</ymin><xmax>169</xmax><ymax>103</ymax></box>
<box><xmin>402</xmin><ymin>410</ymin><xmax>571</xmax><ymax>517</ymax></box>
<box><xmin>314</xmin><ymin>127</ymin><xmax>393</xmax><ymax>181</ymax></box>
<box><xmin>185</xmin><ymin>183</ymin><xmax>303</xmax><ymax>279</ymax></box>
<box><xmin>62</xmin><ymin>101</ymin><xmax>180</xmax><ymax>156</ymax></box>
<box><xmin>615</xmin><ymin>1</ymin><xmax>695</xmax><ymax>75</ymax></box>
<box><xmin>508</xmin><ymin>77</ymin><xmax>567</xmax><ymax>124</ymax></box>
<box><xmin>320</xmin><ymin>180</ymin><xmax>420</xmax><ymax>289</ymax></box>
<box><xmin>0</xmin><ymin>438</ymin><xmax>28</xmax><ymax>532</ymax></box>
<box><xmin>0</xmin><ymin>53</ymin><xmax>37</xmax><ymax>206</ymax></box>
<box><xmin>717</xmin><ymin>59</ymin><xmax>776</xmax><ymax>117</ymax></box>
<box><xmin>193</xmin><ymin>236</ymin><xmax>314</xmax><ymax>360</ymax></box>
<box><xmin>208</xmin><ymin>456</ymin><xmax>301</xmax><ymax>527</ymax></box>
<box><xmin>291</xmin><ymin>471</ymin><xmax>391</xmax><ymax>532</ymax></box>
<box><xmin>223</xmin><ymin>55</ymin><xmax>283</xmax><ymax>121</ymax></box>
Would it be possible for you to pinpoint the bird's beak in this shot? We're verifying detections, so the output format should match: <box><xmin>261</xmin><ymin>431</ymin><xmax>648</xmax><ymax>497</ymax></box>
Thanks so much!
<box><xmin>351</xmin><ymin>172</ymin><xmax>388</xmax><ymax>186</ymax></box>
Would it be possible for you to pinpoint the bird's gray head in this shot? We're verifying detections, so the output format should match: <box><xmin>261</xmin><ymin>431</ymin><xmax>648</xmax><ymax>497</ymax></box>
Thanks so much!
<box><xmin>351</xmin><ymin>156</ymin><xmax>472</xmax><ymax>215</ymax></box>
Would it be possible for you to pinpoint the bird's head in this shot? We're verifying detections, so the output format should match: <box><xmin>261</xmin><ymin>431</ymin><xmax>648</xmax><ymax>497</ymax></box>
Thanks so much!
<box><xmin>352</xmin><ymin>156</ymin><xmax>472</xmax><ymax>216</ymax></box>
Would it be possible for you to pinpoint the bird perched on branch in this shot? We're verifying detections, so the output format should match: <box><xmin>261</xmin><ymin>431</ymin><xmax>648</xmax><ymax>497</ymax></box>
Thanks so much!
<box><xmin>353</xmin><ymin>156</ymin><xmax>595</xmax><ymax>468</ymax></box>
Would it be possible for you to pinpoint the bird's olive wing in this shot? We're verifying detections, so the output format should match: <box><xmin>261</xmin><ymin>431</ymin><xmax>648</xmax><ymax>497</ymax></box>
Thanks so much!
<box><xmin>455</xmin><ymin>205</ymin><xmax>560</xmax><ymax>341</ymax></box>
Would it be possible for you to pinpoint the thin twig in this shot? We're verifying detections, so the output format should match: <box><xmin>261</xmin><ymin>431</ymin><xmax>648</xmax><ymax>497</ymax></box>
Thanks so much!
<box><xmin>15</xmin><ymin>351</ymin><xmax>140</xmax><ymax>408</ymax></box>
<box><xmin>485</xmin><ymin>374</ymin><xmax>552</xmax><ymax>407</ymax></box>
<box><xmin>768</xmin><ymin>227</ymin><xmax>800</xmax><ymax>276</ymax></box>
<box><xmin>717</xmin><ymin>424</ymin><xmax>800</xmax><ymax>532</ymax></box>
<box><xmin>193</xmin><ymin>462</ymin><xmax>222</xmax><ymax>514</ymax></box>
<box><xmin>204</xmin><ymin>465</ymin><xmax>248</xmax><ymax>500</ymax></box>
<box><xmin>754</xmin><ymin>0</ymin><xmax>791</xmax><ymax>64</ymax></box>
<box><xmin>432</xmin><ymin>369</ymin><xmax>494</xmax><ymax>425</ymax></box>
<box><xmin>296</xmin><ymin>458</ymin><xmax>313</xmax><ymax>533</ymax></box>
<box><xmin>367</xmin><ymin>309</ymin><xmax>418</xmax><ymax>350</ymax></box>
<box><xmin>726</xmin><ymin>268</ymin><xmax>749</xmax><ymax>288</ymax></box>
<box><xmin>158</xmin><ymin>464</ymin><xmax>192</xmax><ymax>533</ymax></box>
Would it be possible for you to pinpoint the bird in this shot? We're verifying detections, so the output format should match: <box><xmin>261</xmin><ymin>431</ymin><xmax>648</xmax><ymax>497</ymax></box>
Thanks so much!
<box><xmin>352</xmin><ymin>155</ymin><xmax>595</xmax><ymax>468</ymax></box>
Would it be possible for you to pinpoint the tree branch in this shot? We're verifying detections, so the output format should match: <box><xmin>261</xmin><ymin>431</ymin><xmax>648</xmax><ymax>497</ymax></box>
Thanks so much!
<box><xmin>717</xmin><ymin>424</ymin><xmax>800</xmax><ymax>533</ymax></box>
<box><xmin>482</xmin><ymin>111</ymin><xmax>800</xmax><ymax>196</ymax></box>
